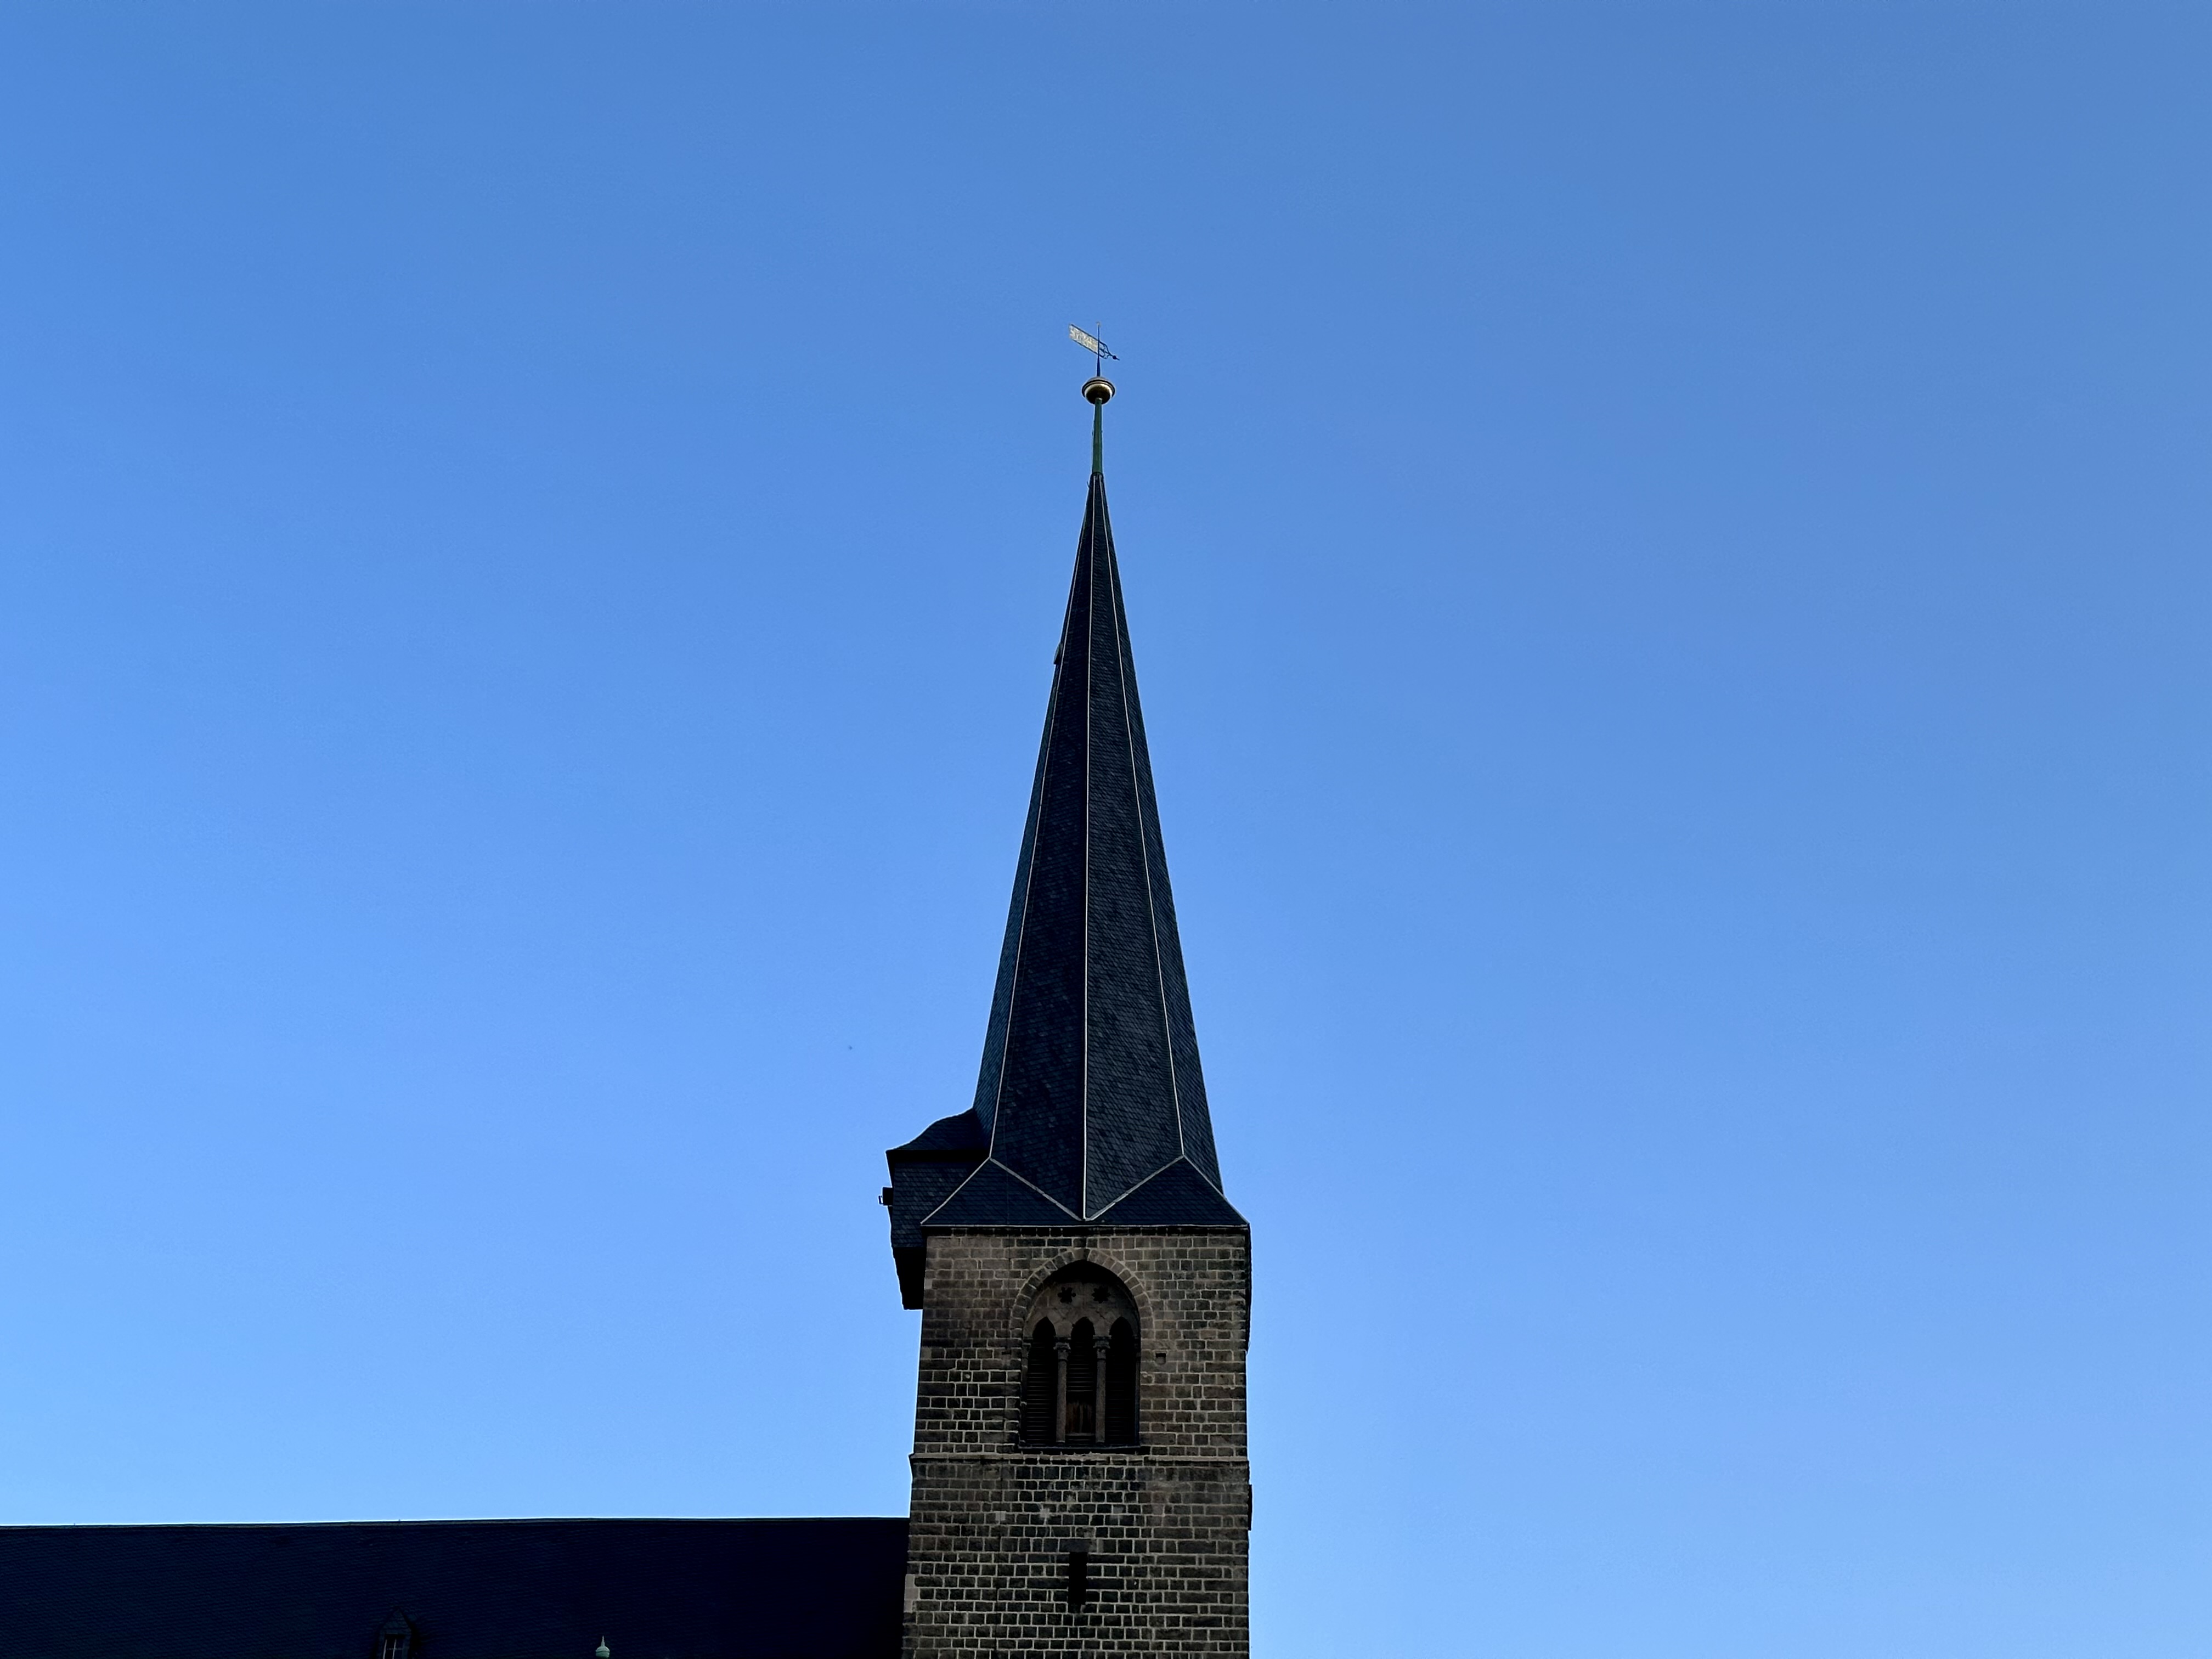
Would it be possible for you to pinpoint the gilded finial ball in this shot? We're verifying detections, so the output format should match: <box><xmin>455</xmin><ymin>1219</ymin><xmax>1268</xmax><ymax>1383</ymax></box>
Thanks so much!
<box><xmin>1081</xmin><ymin>376</ymin><xmax>1115</xmax><ymax>406</ymax></box>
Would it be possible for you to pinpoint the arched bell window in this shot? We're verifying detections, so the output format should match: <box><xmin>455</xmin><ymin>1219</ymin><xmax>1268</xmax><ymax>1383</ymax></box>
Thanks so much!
<box><xmin>374</xmin><ymin>1612</ymin><xmax>414</xmax><ymax>1659</ymax></box>
<box><xmin>1018</xmin><ymin>1268</ymin><xmax>1138</xmax><ymax>1446</ymax></box>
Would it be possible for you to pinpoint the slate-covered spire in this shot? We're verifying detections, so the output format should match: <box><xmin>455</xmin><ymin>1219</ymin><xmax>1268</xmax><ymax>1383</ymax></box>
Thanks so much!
<box><xmin>885</xmin><ymin>380</ymin><xmax>1240</xmax><ymax>1289</ymax></box>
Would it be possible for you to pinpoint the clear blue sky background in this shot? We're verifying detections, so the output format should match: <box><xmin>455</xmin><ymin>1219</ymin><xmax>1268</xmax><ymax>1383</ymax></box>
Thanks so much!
<box><xmin>2</xmin><ymin>5</ymin><xmax>2206</xmax><ymax>1656</ymax></box>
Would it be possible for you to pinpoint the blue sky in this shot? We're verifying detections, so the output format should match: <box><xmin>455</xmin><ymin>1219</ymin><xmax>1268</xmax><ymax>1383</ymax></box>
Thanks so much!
<box><xmin>2</xmin><ymin>5</ymin><xmax>2207</xmax><ymax>1656</ymax></box>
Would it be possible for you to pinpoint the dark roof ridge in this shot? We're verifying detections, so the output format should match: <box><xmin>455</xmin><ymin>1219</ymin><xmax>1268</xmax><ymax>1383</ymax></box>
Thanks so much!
<box><xmin>0</xmin><ymin>1514</ymin><xmax>907</xmax><ymax>1531</ymax></box>
<box><xmin>0</xmin><ymin>1514</ymin><xmax>909</xmax><ymax>1659</ymax></box>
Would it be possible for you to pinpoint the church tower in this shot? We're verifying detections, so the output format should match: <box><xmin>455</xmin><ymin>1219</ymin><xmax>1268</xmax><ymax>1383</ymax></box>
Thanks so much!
<box><xmin>884</xmin><ymin>376</ymin><xmax>1251</xmax><ymax>1659</ymax></box>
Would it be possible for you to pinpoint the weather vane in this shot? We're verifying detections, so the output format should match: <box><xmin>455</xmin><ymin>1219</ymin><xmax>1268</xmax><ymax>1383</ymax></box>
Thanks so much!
<box><xmin>1069</xmin><ymin>323</ymin><xmax>1118</xmax><ymax>376</ymax></box>
<box><xmin>1068</xmin><ymin>326</ymin><xmax>1118</xmax><ymax>470</ymax></box>
<box><xmin>1069</xmin><ymin>322</ymin><xmax>1118</xmax><ymax>437</ymax></box>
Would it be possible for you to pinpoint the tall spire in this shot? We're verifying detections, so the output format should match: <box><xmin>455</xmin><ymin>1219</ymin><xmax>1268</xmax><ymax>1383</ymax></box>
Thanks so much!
<box><xmin>892</xmin><ymin>379</ymin><xmax>1241</xmax><ymax>1243</ymax></box>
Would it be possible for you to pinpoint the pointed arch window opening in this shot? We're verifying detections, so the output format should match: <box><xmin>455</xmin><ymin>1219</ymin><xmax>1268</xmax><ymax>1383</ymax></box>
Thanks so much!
<box><xmin>1018</xmin><ymin>1270</ymin><xmax>1139</xmax><ymax>1447</ymax></box>
<box><xmin>375</xmin><ymin>1612</ymin><xmax>415</xmax><ymax>1659</ymax></box>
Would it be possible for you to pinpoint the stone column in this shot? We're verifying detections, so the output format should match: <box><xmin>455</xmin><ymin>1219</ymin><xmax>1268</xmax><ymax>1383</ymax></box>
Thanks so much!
<box><xmin>1092</xmin><ymin>1333</ymin><xmax>1111</xmax><ymax>1443</ymax></box>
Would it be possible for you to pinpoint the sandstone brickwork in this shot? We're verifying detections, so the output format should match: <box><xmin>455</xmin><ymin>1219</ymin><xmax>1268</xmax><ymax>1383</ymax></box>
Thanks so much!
<box><xmin>902</xmin><ymin>1227</ymin><xmax>1251</xmax><ymax>1659</ymax></box>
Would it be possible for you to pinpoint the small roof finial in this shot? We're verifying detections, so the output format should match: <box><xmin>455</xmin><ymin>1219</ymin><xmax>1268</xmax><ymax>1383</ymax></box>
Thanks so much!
<box><xmin>596</xmin><ymin>1642</ymin><xmax>611</xmax><ymax>1658</ymax></box>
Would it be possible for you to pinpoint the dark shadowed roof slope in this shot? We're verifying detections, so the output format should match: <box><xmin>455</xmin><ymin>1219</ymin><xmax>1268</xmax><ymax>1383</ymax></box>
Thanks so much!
<box><xmin>0</xmin><ymin>1516</ymin><xmax>906</xmax><ymax>1659</ymax></box>
<box><xmin>896</xmin><ymin>437</ymin><xmax>1241</xmax><ymax>1238</ymax></box>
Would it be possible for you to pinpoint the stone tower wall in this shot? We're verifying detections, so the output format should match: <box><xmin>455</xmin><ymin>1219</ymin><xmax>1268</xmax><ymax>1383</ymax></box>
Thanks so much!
<box><xmin>902</xmin><ymin>1227</ymin><xmax>1251</xmax><ymax>1659</ymax></box>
